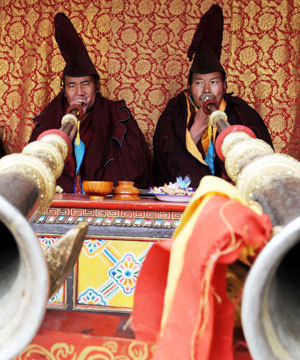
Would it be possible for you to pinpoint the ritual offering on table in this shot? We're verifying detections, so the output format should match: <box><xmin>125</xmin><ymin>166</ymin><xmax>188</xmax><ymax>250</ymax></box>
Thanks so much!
<box><xmin>149</xmin><ymin>175</ymin><xmax>195</xmax><ymax>202</ymax></box>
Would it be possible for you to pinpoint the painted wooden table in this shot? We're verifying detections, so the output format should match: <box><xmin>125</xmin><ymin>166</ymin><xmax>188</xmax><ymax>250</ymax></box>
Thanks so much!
<box><xmin>31</xmin><ymin>193</ymin><xmax>187</xmax><ymax>314</ymax></box>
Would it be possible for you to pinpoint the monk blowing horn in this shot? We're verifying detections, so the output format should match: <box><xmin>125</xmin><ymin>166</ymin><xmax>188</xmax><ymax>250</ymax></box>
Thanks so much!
<box><xmin>0</xmin><ymin>105</ymin><xmax>88</xmax><ymax>360</ymax></box>
<box><xmin>206</xmin><ymin>102</ymin><xmax>300</xmax><ymax>359</ymax></box>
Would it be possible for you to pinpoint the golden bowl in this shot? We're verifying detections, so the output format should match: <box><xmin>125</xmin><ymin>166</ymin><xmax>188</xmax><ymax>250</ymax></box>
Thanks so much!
<box><xmin>82</xmin><ymin>181</ymin><xmax>113</xmax><ymax>200</ymax></box>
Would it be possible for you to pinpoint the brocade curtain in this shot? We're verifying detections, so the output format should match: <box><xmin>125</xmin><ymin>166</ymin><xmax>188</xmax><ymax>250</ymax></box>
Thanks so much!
<box><xmin>0</xmin><ymin>0</ymin><xmax>299</xmax><ymax>159</ymax></box>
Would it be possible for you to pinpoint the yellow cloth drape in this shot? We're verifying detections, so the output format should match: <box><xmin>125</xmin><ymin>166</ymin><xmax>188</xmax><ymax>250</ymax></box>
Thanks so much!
<box><xmin>132</xmin><ymin>175</ymin><xmax>272</xmax><ymax>359</ymax></box>
<box><xmin>161</xmin><ymin>176</ymin><xmax>248</xmax><ymax>329</ymax></box>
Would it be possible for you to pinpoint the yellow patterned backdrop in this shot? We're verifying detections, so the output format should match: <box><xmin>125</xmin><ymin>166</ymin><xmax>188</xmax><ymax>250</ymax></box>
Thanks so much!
<box><xmin>0</xmin><ymin>0</ymin><xmax>299</xmax><ymax>158</ymax></box>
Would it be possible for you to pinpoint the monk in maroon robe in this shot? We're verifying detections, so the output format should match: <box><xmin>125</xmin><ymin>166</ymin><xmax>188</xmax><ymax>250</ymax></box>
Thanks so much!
<box><xmin>153</xmin><ymin>89</ymin><xmax>273</xmax><ymax>189</ymax></box>
<box><xmin>153</xmin><ymin>5</ymin><xmax>273</xmax><ymax>189</ymax></box>
<box><xmin>30</xmin><ymin>13</ymin><xmax>152</xmax><ymax>193</ymax></box>
<box><xmin>30</xmin><ymin>89</ymin><xmax>152</xmax><ymax>193</ymax></box>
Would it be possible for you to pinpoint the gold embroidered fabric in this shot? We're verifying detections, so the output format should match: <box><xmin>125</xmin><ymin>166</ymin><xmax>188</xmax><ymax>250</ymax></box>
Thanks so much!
<box><xmin>0</xmin><ymin>1</ymin><xmax>298</xmax><ymax>158</ymax></box>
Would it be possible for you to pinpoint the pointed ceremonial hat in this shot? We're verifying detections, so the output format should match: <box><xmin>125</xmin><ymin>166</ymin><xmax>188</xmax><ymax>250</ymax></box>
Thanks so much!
<box><xmin>54</xmin><ymin>13</ymin><xmax>99</xmax><ymax>79</ymax></box>
<box><xmin>187</xmin><ymin>4</ymin><xmax>225</xmax><ymax>79</ymax></box>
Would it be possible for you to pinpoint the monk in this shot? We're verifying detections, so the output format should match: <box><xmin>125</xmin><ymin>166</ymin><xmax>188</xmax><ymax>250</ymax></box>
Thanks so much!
<box><xmin>30</xmin><ymin>13</ymin><xmax>152</xmax><ymax>193</ymax></box>
<box><xmin>153</xmin><ymin>5</ymin><xmax>273</xmax><ymax>189</ymax></box>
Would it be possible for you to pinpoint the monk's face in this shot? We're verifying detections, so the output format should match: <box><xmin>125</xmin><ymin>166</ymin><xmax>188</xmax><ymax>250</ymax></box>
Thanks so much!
<box><xmin>64</xmin><ymin>75</ymin><xmax>96</xmax><ymax>112</ymax></box>
<box><xmin>189</xmin><ymin>72</ymin><xmax>226</xmax><ymax>108</ymax></box>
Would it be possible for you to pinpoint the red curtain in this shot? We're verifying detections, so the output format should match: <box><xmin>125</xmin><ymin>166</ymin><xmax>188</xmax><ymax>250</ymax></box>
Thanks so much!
<box><xmin>0</xmin><ymin>0</ymin><xmax>299</xmax><ymax>158</ymax></box>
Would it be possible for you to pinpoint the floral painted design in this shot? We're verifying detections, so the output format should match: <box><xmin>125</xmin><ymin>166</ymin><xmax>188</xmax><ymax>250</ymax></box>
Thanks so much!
<box><xmin>39</xmin><ymin>236</ymin><xmax>58</xmax><ymax>249</ymax></box>
<box><xmin>108</xmin><ymin>253</ymin><xmax>141</xmax><ymax>295</ymax></box>
<box><xmin>48</xmin><ymin>286</ymin><xmax>64</xmax><ymax>304</ymax></box>
<box><xmin>83</xmin><ymin>239</ymin><xmax>105</xmax><ymax>255</ymax></box>
<box><xmin>78</xmin><ymin>287</ymin><xmax>106</xmax><ymax>305</ymax></box>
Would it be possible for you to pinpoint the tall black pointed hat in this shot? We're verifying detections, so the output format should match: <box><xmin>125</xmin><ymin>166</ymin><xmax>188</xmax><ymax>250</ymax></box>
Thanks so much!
<box><xmin>187</xmin><ymin>4</ymin><xmax>225</xmax><ymax>79</ymax></box>
<box><xmin>54</xmin><ymin>13</ymin><xmax>99</xmax><ymax>79</ymax></box>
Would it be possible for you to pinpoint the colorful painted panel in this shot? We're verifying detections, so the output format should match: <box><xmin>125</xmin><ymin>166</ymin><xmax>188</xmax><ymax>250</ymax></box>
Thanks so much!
<box><xmin>75</xmin><ymin>238</ymin><xmax>153</xmax><ymax>310</ymax></box>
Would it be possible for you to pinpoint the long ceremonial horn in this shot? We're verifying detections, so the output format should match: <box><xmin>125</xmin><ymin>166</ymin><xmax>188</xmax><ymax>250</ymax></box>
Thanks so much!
<box><xmin>240</xmin><ymin>175</ymin><xmax>300</xmax><ymax>360</ymax></box>
<box><xmin>242</xmin><ymin>215</ymin><xmax>300</xmax><ymax>360</ymax></box>
<box><xmin>207</xmin><ymin>104</ymin><xmax>300</xmax><ymax>359</ymax></box>
<box><xmin>0</xmin><ymin>106</ymin><xmax>88</xmax><ymax>360</ymax></box>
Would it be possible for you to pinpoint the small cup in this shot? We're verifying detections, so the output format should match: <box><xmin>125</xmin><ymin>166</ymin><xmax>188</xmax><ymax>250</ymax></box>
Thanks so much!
<box><xmin>112</xmin><ymin>181</ymin><xmax>140</xmax><ymax>200</ymax></box>
<box><xmin>82</xmin><ymin>181</ymin><xmax>113</xmax><ymax>200</ymax></box>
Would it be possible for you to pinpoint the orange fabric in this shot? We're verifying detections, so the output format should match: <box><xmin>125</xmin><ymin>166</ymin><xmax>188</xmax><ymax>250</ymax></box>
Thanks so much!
<box><xmin>132</xmin><ymin>195</ymin><xmax>272</xmax><ymax>360</ymax></box>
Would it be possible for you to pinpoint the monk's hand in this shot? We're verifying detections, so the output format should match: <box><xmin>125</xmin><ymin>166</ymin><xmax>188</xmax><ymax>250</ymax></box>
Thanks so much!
<box><xmin>189</xmin><ymin>107</ymin><xmax>209</xmax><ymax>145</ymax></box>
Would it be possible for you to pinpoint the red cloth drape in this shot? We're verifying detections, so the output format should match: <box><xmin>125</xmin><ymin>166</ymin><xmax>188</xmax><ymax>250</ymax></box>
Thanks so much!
<box><xmin>132</xmin><ymin>194</ymin><xmax>272</xmax><ymax>359</ymax></box>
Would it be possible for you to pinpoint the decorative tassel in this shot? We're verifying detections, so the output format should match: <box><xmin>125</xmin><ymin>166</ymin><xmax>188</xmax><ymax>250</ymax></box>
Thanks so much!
<box><xmin>75</xmin><ymin>120</ymin><xmax>81</xmax><ymax>145</ymax></box>
<box><xmin>205</xmin><ymin>140</ymin><xmax>215</xmax><ymax>175</ymax></box>
<box><xmin>73</xmin><ymin>120</ymin><xmax>85</xmax><ymax>194</ymax></box>
<box><xmin>205</xmin><ymin>123</ymin><xmax>215</xmax><ymax>175</ymax></box>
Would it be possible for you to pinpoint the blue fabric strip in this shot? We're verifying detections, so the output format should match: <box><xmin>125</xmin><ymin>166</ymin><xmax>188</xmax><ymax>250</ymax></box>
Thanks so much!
<box><xmin>74</xmin><ymin>137</ymin><xmax>85</xmax><ymax>194</ymax></box>
<box><xmin>205</xmin><ymin>139</ymin><xmax>215</xmax><ymax>175</ymax></box>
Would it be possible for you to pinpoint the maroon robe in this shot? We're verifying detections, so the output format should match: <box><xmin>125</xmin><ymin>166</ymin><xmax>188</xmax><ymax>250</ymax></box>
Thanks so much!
<box><xmin>30</xmin><ymin>92</ymin><xmax>152</xmax><ymax>193</ymax></box>
<box><xmin>153</xmin><ymin>91</ymin><xmax>273</xmax><ymax>189</ymax></box>
<box><xmin>0</xmin><ymin>137</ymin><xmax>5</xmax><ymax>158</ymax></box>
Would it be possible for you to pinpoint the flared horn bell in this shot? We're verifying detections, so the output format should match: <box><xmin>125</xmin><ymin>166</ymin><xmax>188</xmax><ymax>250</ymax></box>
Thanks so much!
<box><xmin>0</xmin><ymin>107</ymin><xmax>88</xmax><ymax>359</ymax></box>
<box><xmin>242</xmin><ymin>217</ymin><xmax>300</xmax><ymax>360</ymax></box>
<box><xmin>0</xmin><ymin>194</ymin><xmax>48</xmax><ymax>360</ymax></box>
<box><xmin>208</xmin><ymin>106</ymin><xmax>300</xmax><ymax>360</ymax></box>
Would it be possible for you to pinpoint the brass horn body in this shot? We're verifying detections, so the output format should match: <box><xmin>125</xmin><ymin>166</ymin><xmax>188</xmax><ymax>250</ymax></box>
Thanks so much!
<box><xmin>208</xmin><ymin>108</ymin><xmax>300</xmax><ymax>360</ymax></box>
<box><xmin>241</xmin><ymin>176</ymin><xmax>300</xmax><ymax>360</ymax></box>
<box><xmin>0</xmin><ymin>111</ymin><xmax>88</xmax><ymax>359</ymax></box>
<box><xmin>242</xmin><ymin>216</ymin><xmax>300</xmax><ymax>360</ymax></box>
<box><xmin>0</xmin><ymin>188</ymin><xmax>48</xmax><ymax>360</ymax></box>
